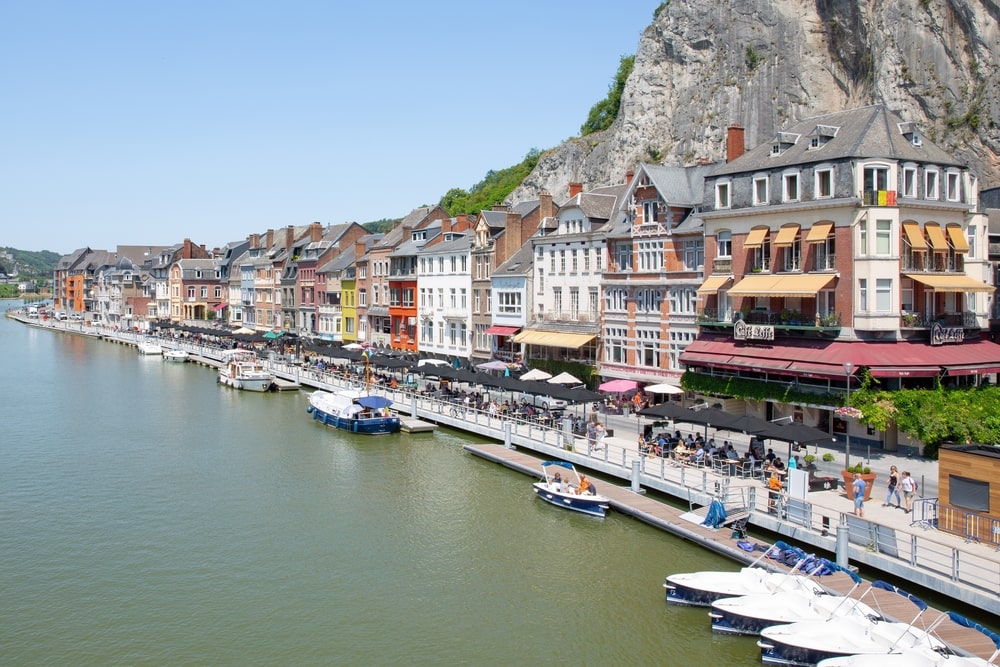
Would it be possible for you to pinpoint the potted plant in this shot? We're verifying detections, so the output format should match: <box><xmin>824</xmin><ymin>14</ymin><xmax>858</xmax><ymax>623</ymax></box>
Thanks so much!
<box><xmin>841</xmin><ymin>463</ymin><xmax>877</xmax><ymax>501</ymax></box>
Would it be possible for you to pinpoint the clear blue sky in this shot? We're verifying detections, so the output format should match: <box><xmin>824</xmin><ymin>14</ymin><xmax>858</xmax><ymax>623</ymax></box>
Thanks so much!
<box><xmin>1</xmin><ymin>1</ymin><xmax>654</xmax><ymax>255</ymax></box>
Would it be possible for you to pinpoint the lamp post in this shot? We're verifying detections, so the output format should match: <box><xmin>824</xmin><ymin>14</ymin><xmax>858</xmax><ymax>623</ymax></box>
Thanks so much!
<box><xmin>843</xmin><ymin>361</ymin><xmax>854</xmax><ymax>470</ymax></box>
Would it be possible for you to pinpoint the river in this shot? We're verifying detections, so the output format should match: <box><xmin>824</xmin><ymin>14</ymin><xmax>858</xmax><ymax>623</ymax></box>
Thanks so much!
<box><xmin>0</xmin><ymin>302</ymin><xmax>761</xmax><ymax>665</ymax></box>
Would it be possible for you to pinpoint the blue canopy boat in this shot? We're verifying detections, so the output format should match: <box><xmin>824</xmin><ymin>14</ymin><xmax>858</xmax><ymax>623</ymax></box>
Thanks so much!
<box><xmin>532</xmin><ymin>461</ymin><xmax>610</xmax><ymax>518</ymax></box>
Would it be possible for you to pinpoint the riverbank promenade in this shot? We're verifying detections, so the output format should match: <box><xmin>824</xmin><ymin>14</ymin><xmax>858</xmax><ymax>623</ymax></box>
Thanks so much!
<box><xmin>12</xmin><ymin>313</ymin><xmax>1000</xmax><ymax>637</ymax></box>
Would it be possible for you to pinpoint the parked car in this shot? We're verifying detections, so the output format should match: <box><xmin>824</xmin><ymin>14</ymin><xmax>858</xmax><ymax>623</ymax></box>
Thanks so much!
<box><xmin>515</xmin><ymin>392</ymin><xmax>568</xmax><ymax>410</ymax></box>
<box><xmin>55</xmin><ymin>311</ymin><xmax>67</xmax><ymax>321</ymax></box>
<box><xmin>69</xmin><ymin>313</ymin><xmax>83</xmax><ymax>320</ymax></box>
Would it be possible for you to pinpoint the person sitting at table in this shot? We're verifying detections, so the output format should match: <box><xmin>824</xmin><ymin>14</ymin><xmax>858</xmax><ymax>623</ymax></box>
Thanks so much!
<box><xmin>725</xmin><ymin>443</ymin><xmax>740</xmax><ymax>460</ymax></box>
<box><xmin>692</xmin><ymin>443</ymin><xmax>706</xmax><ymax>465</ymax></box>
<box><xmin>673</xmin><ymin>441</ymin><xmax>690</xmax><ymax>463</ymax></box>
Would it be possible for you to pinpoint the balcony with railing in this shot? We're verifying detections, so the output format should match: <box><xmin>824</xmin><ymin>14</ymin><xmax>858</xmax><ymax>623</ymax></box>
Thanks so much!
<box><xmin>900</xmin><ymin>310</ymin><xmax>980</xmax><ymax>330</ymax></box>
<box><xmin>697</xmin><ymin>307</ymin><xmax>842</xmax><ymax>337</ymax></box>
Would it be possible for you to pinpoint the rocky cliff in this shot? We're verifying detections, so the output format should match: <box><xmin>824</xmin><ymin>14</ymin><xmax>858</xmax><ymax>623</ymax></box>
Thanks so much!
<box><xmin>509</xmin><ymin>0</ymin><xmax>1000</xmax><ymax>203</ymax></box>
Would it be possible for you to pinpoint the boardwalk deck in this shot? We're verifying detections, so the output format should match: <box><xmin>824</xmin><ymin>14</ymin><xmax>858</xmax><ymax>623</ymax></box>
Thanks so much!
<box><xmin>465</xmin><ymin>443</ymin><xmax>999</xmax><ymax>661</ymax></box>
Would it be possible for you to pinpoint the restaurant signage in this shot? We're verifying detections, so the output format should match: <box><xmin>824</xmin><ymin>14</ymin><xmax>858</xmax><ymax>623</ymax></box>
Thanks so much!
<box><xmin>734</xmin><ymin>319</ymin><xmax>774</xmax><ymax>342</ymax></box>
<box><xmin>931</xmin><ymin>322</ymin><xmax>964</xmax><ymax>346</ymax></box>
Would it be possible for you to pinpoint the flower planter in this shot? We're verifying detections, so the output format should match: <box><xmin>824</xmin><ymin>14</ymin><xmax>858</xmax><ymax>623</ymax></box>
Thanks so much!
<box><xmin>841</xmin><ymin>471</ymin><xmax>877</xmax><ymax>501</ymax></box>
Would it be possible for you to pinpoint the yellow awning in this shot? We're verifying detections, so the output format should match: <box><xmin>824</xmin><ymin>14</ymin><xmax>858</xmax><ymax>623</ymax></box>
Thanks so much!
<box><xmin>947</xmin><ymin>225</ymin><xmax>970</xmax><ymax>252</ymax></box>
<box><xmin>805</xmin><ymin>222</ymin><xmax>833</xmax><ymax>244</ymax></box>
<box><xmin>728</xmin><ymin>274</ymin><xmax>836</xmax><ymax>297</ymax></box>
<box><xmin>513</xmin><ymin>330</ymin><xmax>596</xmax><ymax>349</ymax></box>
<box><xmin>925</xmin><ymin>223</ymin><xmax>949</xmax><ymax>252</ymax></box>
<box><xmin>902</xmin><ymin>221</ymin><xmax>928</xmax><ymax>250</ymax></box>
<box><xmin>773</xmin><ymin>224</ymin><xmax>801</xmax><ymax>247</ymax></box>
<box><xmin>904</xmin><ymin>273</ymin><xmax>993</xmax><ymax>293</ymax></box>
<box><xmin>696</xmin><ymin>275</ymin><xmax>733</xmax><ymax>294</ymax></box>
<box><xmin>743</xmin><ymin>227</ymin><xmax>769</xmax><ymax>248</ymax></box>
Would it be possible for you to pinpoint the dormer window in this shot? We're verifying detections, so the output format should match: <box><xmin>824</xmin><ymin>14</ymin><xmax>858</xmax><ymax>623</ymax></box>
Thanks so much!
<box><xmin>806</xmin><ymin>125</ymin><xmax>838</xmax><ymax>150</ymax></box>
<box><xmin>412</xmin><ymin>231</ymin><xmax>426</xmax><ymax>241</ymax></box>
<box><xmin>898</xmin><ymin>121</ymin><xmax>922</xmax><ymax>147</ymax></box>
<box><xmin>770</xmin><ymin>132</ymin><xmax>801</xmax><ymax>156</ymax></box>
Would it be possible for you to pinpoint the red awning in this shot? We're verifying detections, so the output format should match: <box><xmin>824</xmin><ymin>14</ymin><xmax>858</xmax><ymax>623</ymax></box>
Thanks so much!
<box><xmin>212</xmin><ymin>303</ymin><xmax>226</xmax><ymax>311</ymax></box>
<box><xmin>485</xmin><ymin>325</ymin><xmax>520</xmax><ymax>336</ymax></box>
<box><xmin>681</xmin><ymin>336</ymin><xmax>1000</xmax><ymax>378</ymax></box>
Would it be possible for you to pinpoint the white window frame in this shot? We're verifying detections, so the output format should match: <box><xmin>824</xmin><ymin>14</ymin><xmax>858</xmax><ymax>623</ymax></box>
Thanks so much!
<box><xmin>717</xmin><ymin>230</ymin><xmax>732</xmax><ymax>258</ymax></box>
<box><xmin>945</xmin><ymin>169</ymin><xmax>961</xmax><ymax>202</ymax></box>
<box><xmin>753</xmin><ymin>176</ymin><xmax>769</xmax><ymax>206</ymax></box>
<box><xmin>925</xmin><ymin>168</ymin><xmax>939</xmax><ymax>200</ymax></box>
<box><xmin>715</xmin><ymin>181</ymin><xmax>731</xmax><ymax>209</ymax></box>
<box><xmin>815</xmin><ymin>167</ymin><xmax>834</xmax><ymax>199</ymax></box>
<box><xmin>782</xmin><ymin>171</ymin><xmax>800</xmax><ymax>202</ymax></box>
<box><xmin>901</xmin><ymin>164</ymin><xmax>918</xmax><ymax>199</ymax></box>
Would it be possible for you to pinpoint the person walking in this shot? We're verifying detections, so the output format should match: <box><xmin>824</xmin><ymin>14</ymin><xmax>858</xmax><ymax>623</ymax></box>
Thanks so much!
<box><xmin>900</xmin><ymin>471</ymin><xmax>916</xmax><ymax>513</ymax></box>
<box><xmin>884</xmin><ymin>465</ymin><xmax>901</xmax><ymax>508</ymax></box>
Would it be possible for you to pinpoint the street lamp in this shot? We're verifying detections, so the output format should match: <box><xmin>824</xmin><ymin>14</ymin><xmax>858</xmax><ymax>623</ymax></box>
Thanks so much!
<box><xmin>843</xmin><ymin>361</ymin><xmax>854</xmax><ymax>469</ymax></box>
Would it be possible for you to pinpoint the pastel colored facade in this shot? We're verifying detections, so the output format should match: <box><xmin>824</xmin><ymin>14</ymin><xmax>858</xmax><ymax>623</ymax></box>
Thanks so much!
<box><xmin>417</xmin><ymin>227</ymin><xmax>474</xmax><ymax>359</ymax></box>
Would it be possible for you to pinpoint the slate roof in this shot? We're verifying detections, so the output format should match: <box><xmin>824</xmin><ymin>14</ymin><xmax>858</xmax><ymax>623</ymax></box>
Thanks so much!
<box><xmin>712</xmin><ymin>105</ymin><xmax>963</xmax><ymax>177</ymax></box>
<box><xmin>493</xmin><ymin>239</ymin><xmax>534</xmax><ymax>277</ymax></box>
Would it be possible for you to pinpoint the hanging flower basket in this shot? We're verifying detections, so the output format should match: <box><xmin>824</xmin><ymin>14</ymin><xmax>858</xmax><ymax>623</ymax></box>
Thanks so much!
<box><xmin>834</xmin><ymin>406</ymin><xmax>863</xmax><ymax>419</ymax></box>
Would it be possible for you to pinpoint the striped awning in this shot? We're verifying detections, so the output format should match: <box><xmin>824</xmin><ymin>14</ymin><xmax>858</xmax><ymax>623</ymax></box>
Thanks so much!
<box><xmin>947</xmin><ymin>225</ymin><xmax>969</xmax><ymax>253</ymax></box>
<box><xmin>925</xmin><ymin>223</ymin><xmax>949</xmax><ymax>252</ymax></box>
<box><xmin>696</xmin><ymin>275</ymin><xmax>733</xmax><ymax>294</ymax></box>
<box><xmin>744</xmin><ymin>227</ymin><xmax>769</xmax><ymax>248</ymax></box>
<box><xmin>774</xmin><ymin>224</ymin><xmax>801</xmax><ymax>247</ymax></box>
<box><xmin>805</xmin><ymin>222</ymin><xmax>833</xmax><ymax>244</ymax></box>
<box><xmin>727</xmin><ymin>274</ymin><xmax>836</xmax><ymax>297</ymax></box>
<box><xmin>902</xmin><ymin>221</ymin><xmax>927</xmax><ymax>250</ymax></box>
<box><xmin>513</xmin><ymin>330</ymin><xmax>595</xmax><ymax>349</ymax></box>
<box><xmin>904</xmin><ymin>273</ymin><xmax>993</xmax><ymax>293</ymax></box>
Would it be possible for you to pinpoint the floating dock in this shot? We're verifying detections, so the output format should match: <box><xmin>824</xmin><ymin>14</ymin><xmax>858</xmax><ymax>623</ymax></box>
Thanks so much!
<box><xmin>401</xmin><ymin>418</ymin><xmax>436</xmax><ymax>433</ymax></box>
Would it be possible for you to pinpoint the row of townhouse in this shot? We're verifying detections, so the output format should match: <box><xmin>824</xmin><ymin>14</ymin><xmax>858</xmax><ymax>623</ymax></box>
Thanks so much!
<box><xmin>53</xmin><ymin>105</ymin><xmax>1000</xmax><ymax>447</ymax></box>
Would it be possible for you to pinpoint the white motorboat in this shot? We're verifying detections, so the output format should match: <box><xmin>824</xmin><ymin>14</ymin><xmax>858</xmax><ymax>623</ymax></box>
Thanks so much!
<box><xmin>137</xmin><ymin>339</ymin><xmax>163</xmax><ymax>355</ymax></box>
<box><xmin>532</xmin><ymin>461</ymin><xmax>610</xmax><ymax>518</ymax></box>
<box><xmin>816</xmin><ymin>611</ymin><xmax>1000</xmax><ymax>667</ymax></box>
<box><xmin>709</xmin><ymin>567</ymin><xmax>877</xmax><ymax>635</ymax></box>
<box><xmin>218</xmin><ymin>349</ymin><xmax>273</xmax><ymax>392</ymax></box>
<box><xmin>162</xmin><ymin>349</ymin><xmax>189</xmax><ymax>363</ymax></box>
<box><xmin>758</xmin><ymin>581</ymin><xmax>946</xmax><ymax>666</ymax></box>
<box><xmin>664</xmin><ymin>541</ymin><xmax>826</xmax><ymax>607</ymax></box>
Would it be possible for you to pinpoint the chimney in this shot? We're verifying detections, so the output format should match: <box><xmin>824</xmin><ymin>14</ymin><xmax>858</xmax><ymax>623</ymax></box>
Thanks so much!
<box><xmin>726</xmin><ymin>125</ymin><xmax>746</xmax><ymax>163</ymax></box>
<box><xmin>626</xmin><ymin>170</ymin><xmax>634</xmax><ymax>185</ymax></box>
<box><xmin>183</xmin><ymin>238</ymin><xmax>192</xmax><ymax>258</ymax></box>
<box><xmin>540</xmin><ymin>192</ymin><xmax>554</xmax><ymax>221</ymax></box>
<box><xmin>440</xmin><ymin>217</ymin><xmax>452</xmax><ymax>234</ymax></box>
<box><xmin>569</xmin><ymin>182</ymin><xmax>583</xmax><ymax>198</ymax></box>
<box><xmin>265</xmin><ymin>229</ymin><xmax>274</xmax><ymax>249</ymax></box>
<box><xmin>249</xmin><ymin>233</ymin><xmax>260</xmax><ymax>249</ymax></box>
<box><xmin>354</xmin><ymin>239</ymin><xmax>367</xmax><ymax>260</ymax></box>
<box><xmin>310</xmin><ymin>222</ymin><xmax>322</xmax><ymax>242</ymax></box>
<box><xmin>492</xmin><ymin>203</ymin><xmax>508</xmax><ymax>212</ymax></box>
<box><xmin>504</xmin><ymin>212</ymin><xmax>523</xmax><ymax>260</ymax></box>
<box><xmin>285</xmin><ymin>225</ymin><xmax>295</xmax><ymax>251</ymax></box>
<box><xmin>401</xmin><ymin>224</ymin><xmax>412</xmax><ymax>242</ymax></box>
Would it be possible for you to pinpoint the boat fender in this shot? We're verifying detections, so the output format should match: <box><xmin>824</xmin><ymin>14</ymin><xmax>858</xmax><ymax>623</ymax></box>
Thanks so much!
<box><xmin>306</xmin><ymin>405</ymin><xmax>313</xmax><ymax>413</ymax></box>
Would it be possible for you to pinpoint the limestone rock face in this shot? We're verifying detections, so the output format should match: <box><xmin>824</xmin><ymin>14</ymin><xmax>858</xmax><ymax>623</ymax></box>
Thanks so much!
<box><xmin>509</xmin><ymin>0</ymin><xmax>999</xmax><ymax>203</ymax></box>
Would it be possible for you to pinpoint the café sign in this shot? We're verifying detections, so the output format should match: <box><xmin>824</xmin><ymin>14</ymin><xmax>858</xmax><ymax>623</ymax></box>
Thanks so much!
<box><xmin>931</xmin><ymin>321</ymin><xmax>964</xmax><ymax>346</ymax></box>
<box><xmin>734</xmin><ymin>319</ymin><xmax>774</xmax><ymax>342</ymax></box>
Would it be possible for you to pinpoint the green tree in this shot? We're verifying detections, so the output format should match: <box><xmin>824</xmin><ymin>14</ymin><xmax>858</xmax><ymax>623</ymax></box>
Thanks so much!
<box><xmin>581</xmin><ymin>55</ymin><xmax>635</xmax><ymax>136</ymax></box>
<box><xmin>438</xmin><ymin>149</ymin><xmax>541</xmax><ymax>216</ymax></box>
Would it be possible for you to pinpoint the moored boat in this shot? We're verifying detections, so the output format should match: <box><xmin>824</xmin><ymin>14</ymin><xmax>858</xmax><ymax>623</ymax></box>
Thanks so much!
<box><xmin>306</xmin><ymin>389</ymin><xmax>401</xmax><ymax>435</ymax></box>
<box><xmin>709</xmin><ymin>565</ymin><xmax>873</xmax><ymax>635</ymax></box>
<box><xmin>218</xmin><ymin>349</ymin><xmax>274</xmax><ymax>392</ymax></box>
<box><xmin>758</xmin><ymin>581</ymin><xmax>945</xmax><ymax>666</ymax></box>
<box><xmin>664</xmin><ymin>541</ymin><xmax>826</xmax><ymax>607</ymax></box>
<box><xmin>816</xmin><ymin>611</ymin><xmax>1000</xmax><ymax>667</ymax></box>
<box><xmin>532</xmin><ymin>460</ymin><xmax>610</xmax><ymax>517</ymax></box>
<box><xmin>137</xmin><ymin>339</ymin><xmax>163</xmax><ymax>355</ymax></box>
<box><xmin>163</xmin><ymin>349</ymin><xmax>189</xmax><ymax>362</ymax></box>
